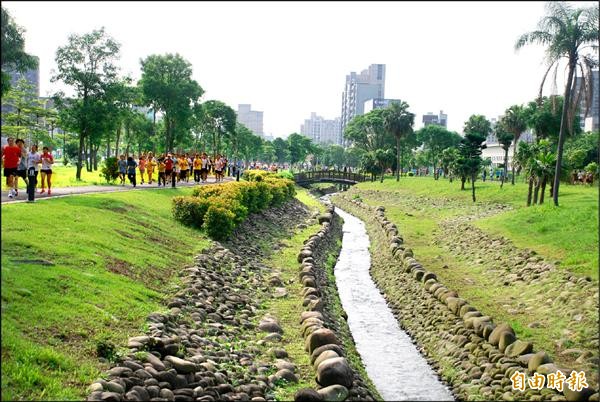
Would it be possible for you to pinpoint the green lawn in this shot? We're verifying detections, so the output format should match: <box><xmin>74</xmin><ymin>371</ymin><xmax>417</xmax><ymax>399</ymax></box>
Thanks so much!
<box><xmin>357</xmin><ymin>175</ymin><xmax>598</xmax><ymax>279</ymax></box>
<box><xmin>1</xmin><ymin>187</ymin><xmax>210</xmax><ymax>400</ymax></box>
<box><xmin>343</xmin><ymin>175</ymin><xmax>598</xmax><ymax>381</ymax></box>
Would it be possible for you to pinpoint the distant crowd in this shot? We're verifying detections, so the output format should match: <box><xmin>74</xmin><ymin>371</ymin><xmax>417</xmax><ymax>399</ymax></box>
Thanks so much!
<box><xmin>114</xmin><ymin>152</ymin><xmax>285</xmax><ymax>188</ymax></box>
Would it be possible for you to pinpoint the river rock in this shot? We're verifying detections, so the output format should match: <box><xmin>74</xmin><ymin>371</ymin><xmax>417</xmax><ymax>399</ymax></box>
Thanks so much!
<box><xmin>306</xmin><ymin>328</ymin><xmax>338</xmax><ymax>354</ymax></box>
<box><xmin>275</xmin><ymin>369</ymin><xmax>298</xmax><ymax>383</ymax></box>
<box><xmin>528</xmin><ymin>351</ymin><xmax>553</xmax><ymax>372</ymax></box>
<box><xmin>504</xmin><ymin>340</ymin><xmax>533</xmax><ymax>357</ymax></box>
<box><xmin>313</xmin><ymin>350</ymin><xmax>340</xmax><ymax>369</ymax></box>
<box><xmin>316</xmin><ymin>357</ymin><xmax>353</xmax><ymax>388</ymax></box>
<box><xmin>310</xmin><ymin>344</ymin><xmax>345</xmax><ymax>364</ymax></box>
<box><xmin>258</xmin><ymin>318</ymin><xmax>283</xmax><ymax>334</ymax></box>
<box><xmin>564</xmin><ymin>387</ymin><xmax>594</xmax><ymax>402</ymax></box>
<box><xmin>164</xmin><ymin>356</ymin><xmax>196</xmax><ymax>374</ymax></box>
<box><xmin>317</xmin><ymin>385</ymin><xmax>349</xmax><ymax>401</ymax></box>
<box><xmin>294</xmin><ymin>388</ymin><xmax>323</xmax><ymax>401</ymax></box>
<box><xmin>498</xmin><ymin>331</ymin><xmax>517</xmax><ymax>352</ymax></box>
<box><xmin>489</xmin><ymin>323</ymin><xmax>515</xmax><ymax>346</ymax></box>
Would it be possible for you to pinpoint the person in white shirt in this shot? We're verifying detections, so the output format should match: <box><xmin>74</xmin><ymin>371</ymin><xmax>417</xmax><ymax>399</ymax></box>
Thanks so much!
<box><xmin>27</xmin><ymin>145</ymin><xmax>42</xmax><ymax>191</ymax></box>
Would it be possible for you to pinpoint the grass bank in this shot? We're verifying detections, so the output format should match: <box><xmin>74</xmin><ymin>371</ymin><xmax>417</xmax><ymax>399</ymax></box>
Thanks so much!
<box><xmin>347</xmin><ymin>175</ymin><xmax>598</xmax><ymax>381</ymax></box>
<box><xmin>1</xmin><ymin>187</ymin><xmax>210</xmax><ymax>400</ymax></box>
<box><xmin>357</xmin><ymin>176</ymin><xmax>598</xmax><ymax>278</ymax></box>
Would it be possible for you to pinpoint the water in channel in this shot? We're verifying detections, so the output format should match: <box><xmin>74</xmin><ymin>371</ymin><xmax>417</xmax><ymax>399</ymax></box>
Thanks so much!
<box><xmin>333</xmin><ymin>206</ymin><xmax>454</xmax><ymax>401</ymax></box>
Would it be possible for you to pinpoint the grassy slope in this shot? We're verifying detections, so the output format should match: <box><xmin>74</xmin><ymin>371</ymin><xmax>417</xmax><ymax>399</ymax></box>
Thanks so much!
<box><xmin>1</xmin><ymin>188</ymin><xmax>210</xmax><ymax>400</ymax></box>
<box><xmin>351</xmin><ymin>175</ymin><xmax>597</xmax><ymax>375</ymax></box>
<box><xmin>358</xmin><ymin>176</ymin><xmax>598</xmax><ymax>278</ymax></box>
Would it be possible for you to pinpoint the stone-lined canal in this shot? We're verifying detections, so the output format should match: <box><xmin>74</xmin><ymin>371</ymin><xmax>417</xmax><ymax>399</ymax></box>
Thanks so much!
<box><xmin>334</xmin><ymin>206</ymin><xmax>454</xmax><ymax>401</ymax></box>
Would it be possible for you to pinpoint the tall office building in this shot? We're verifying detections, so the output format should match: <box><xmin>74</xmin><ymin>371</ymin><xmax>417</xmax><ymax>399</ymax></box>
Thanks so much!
<box><xmin>574</xmin><ymin>70</ymin><xmax>599</xmax><ymax>132</ymax></box>
<box><xmin>422</xmin><ymin>110</ymin><xmax>447</xmax><ymax>128</ymax></box>
<box><xmin>340</xmin><ymin>64</ymin><xmax>386</xmax><ymax>140</ymax></box>
<box><xmin>300</xmin><ymin>113</ymin><xmax>341</xmax><ymax>145</ymax></box>
<box><xmin>236</xmin><ymin>104</ymin><xmax>264</xmax><ymax>137</ymax></box>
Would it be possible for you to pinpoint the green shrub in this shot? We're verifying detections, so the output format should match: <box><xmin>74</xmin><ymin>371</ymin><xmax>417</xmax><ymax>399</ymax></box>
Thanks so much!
<box><xmin>243</xmin><ymin>169</ymin><xmax>274</xmax><ymax>182</ymax></box>
<box><xmin>172</xmin><ymin>196</ymin><xmax>211</xmax><ymax>228</ymax></box>
<box><xmin>276</xmin><ymin>171</ymin><xmax>294</xmax><ymax>180</ymax></box>
<box><xmin>101</xmin><ymin>157</ymin><xmax>120</xmax><ymax>183</ymax></box>
<box><xmin>173</xmin><ymin>175</ymin><xmax>295</xmax><ymax>240</ymax></box>
<box><xmin>203</xmin><ymin>205</ymin><xmax>236</xmax><ymax>240</ymax></box>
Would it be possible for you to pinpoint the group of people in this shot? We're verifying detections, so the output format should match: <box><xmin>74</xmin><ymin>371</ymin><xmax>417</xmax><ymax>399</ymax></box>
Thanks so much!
<box><xmin>116</xmin><ymin>152</ymin><xmax>230</xmax><ymax>187</ymax></box>
<box><xmin>2</xmin><ymin>137</ymin><xmax>54</xmax><ymax>200</ymax></box>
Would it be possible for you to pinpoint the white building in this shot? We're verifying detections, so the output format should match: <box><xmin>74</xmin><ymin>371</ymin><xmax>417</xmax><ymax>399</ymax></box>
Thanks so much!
<box><xmin>340</xmin><ymin>64</ymin><xmax>386</xmax><ymax>138</ymax></box>
<box><xmin>300</xmin><ymin>113</ymin><xmax>342</xmax><ymax>145</ymax></box>
<box><xmin>237</xmin><ymin>104</ymin><xmax>264</xmax><ymax>137</ymax></box>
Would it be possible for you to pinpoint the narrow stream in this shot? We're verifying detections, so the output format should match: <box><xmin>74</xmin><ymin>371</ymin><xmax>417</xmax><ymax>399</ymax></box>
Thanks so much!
<box><xmin>332</xmin><ymin>204</ymin><xmax>454</xmax><ymax>401</ymax></box>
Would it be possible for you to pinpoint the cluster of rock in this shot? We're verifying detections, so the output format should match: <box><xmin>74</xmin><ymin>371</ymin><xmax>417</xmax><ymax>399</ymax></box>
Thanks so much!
<box><xmin>86</xmin><ymin>200</ymin><xmax>312</xmax><ymax>402</ymax></box>
<box><xmin>293</xmin><ymin>206</ymin><xmax>377</xmax><ymax>402</ymax></box>
<box><xmin>436</xmin><ymin>215</ymin><xmax>598</xmax><ymax>367</ymax></box>
<box><xmin>333</xmin><ymin>194</ymin><xmax>598</xmax><ymax>402</ymax></box>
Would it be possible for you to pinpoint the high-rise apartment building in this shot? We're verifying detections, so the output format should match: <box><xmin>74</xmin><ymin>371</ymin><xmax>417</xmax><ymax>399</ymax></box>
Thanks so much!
<box><xmin>574</xmin><ymin>70</ymin><xmax>599</xmax><ymax>132</ymax></box>
<box><xmin>422</xmin><ymin>110</ymin><xmax>447</xmax><ymax>128</ymax></box>
<box><xmin>236</xmin><ymin>104</ymin><xmax>264</xmax><ymax>137</ymax></box>
<box><xmin>300</xmin><ymin>113</ymin><xmax>341</xmax><ymax>145</ymax></box>
<box><xmin>340</xmin><ymin>64</ymin><xmax>386</xmax><ymax>139</ymax></box>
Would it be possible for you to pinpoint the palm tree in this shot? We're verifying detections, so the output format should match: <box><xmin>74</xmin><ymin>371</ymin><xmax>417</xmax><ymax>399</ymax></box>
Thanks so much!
<box><xmin>383</xmin><ymin>100</ymin><xmax>415</xmax><ymax>181</ymax></box>
<box><xmin>516</xmin><ymin>1</ymin><xmax>599</xmax><ymax>206</ymax></box>
<box><xmin>501</xmin><ymin>105</ymin><xmax>528</xmax><ymax>185</ymax></box>
<box><xmin>496</xmin><ymin>126</ymin><xmax>515</xmax><ymax>188</ymax></box>
<box><xmin>514</xmin><ymin>142</ymin><xmax>537</xmax><ymax>206</ymax></box>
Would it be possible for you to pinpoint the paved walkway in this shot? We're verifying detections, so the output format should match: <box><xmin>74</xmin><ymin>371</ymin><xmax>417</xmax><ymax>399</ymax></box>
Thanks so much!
<box><xmin>1</xmin><ymin>177</ymin><xmax>234</xmax><ymax>204</ymax></box>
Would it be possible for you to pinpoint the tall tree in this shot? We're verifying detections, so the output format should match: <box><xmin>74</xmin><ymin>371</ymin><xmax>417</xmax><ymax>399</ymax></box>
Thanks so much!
<box><xmin>501</xmin><ymin>105</ymin><xmax>528</xmax><ymax>184</ymax></box>
<box><xmin>287</xmin><ymin>133</ymin><xmax>313</xmax><ymax>167</ymax></box>
<box><xmin>495</xmin><ymin>124</ymin><xmax>515</xmax><ymax>188</ymax></box>
<box><xmin>1</xmin><ymin>7</ymin><xmax>38</xmax><ymax>96</ymax></box>
<box><xmin>1</xmin><ymin>78</ymin><xmax>51</xmax><ymax>145</ymax></box>
<box><xmin>344</xmin><ymin>109</ymin><xmax>395</xmax><ymax>181</ymax></box>
<box><xmin>416</xmin><ymin>125</ymin><xmax>462</xmax><ymax>179</ymax></box>
<box><xmin>383</xmin><ymin>100</ymin><xmax>415</xmax><ymax>181</ymax></box>
<box><xmin>200</xmin><ymin>100</ymin><xmax>236</xmax><ymax>159</ymax></box>
<box><xmin>516</xmin><ymin>1</ymin><xmax>599</xmax><ymax>206</ymax></box>
<box><xmin>52</xmin><ymin>27</ymin><xmax>121</xmax><ymax>180</ymax></box>
<box><xmin>139</xmin><ymin>53</ymin><xmax>204</xmax><ymax>152</ymax></box>
<box><xmin>460</xmin><ymin>115</ymin><xmax>488</xmax><ymax>201</ymax></box>
<box><xmin>271</xmin><ymin>137</ymin><xmax>290</xmax><ymax>164</ymax></box>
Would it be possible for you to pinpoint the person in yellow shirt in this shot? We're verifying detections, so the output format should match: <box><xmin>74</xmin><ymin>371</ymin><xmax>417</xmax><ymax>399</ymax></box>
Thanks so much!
<box><xmin>179</xmin><ymin>156</ymin><xmax>189</xmax><ymax>182</ymax></box>
<box><xmin>193</xmin><ymin>153</ymin><xmax>202</xmax><ymax>184</ymax></box>
<box><xmin>157</xmin><ymin>157</ymin><xmax>166</xmax><ymax>187</ymax></box>
<box><xmin>146</xmin><ymin>152</ymin><xmax>157</xmax><ymax>184</ymax></box>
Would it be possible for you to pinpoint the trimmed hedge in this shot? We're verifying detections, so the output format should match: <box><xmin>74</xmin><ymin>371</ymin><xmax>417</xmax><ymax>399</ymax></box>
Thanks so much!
<box><xmin>173</xmin><ymin>176</ymin><xmax>296</xmax><ymax>240</ymax></box>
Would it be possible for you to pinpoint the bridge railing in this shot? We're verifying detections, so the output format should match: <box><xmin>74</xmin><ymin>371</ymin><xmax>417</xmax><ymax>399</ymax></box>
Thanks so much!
<box><xmin>293</xmin><ymin>170</ymin><xmax>368</xmax><ymax>183</ymax></box>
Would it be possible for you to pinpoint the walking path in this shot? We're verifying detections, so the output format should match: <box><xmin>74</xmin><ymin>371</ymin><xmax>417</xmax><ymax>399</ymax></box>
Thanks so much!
<box><xmin>1</xmin><ymin>177</ymin><xmax>234</xmax><ymax>204</ymax></box>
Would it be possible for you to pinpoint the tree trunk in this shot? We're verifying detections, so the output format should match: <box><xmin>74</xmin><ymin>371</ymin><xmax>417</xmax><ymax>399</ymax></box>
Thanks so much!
<box><xmin>115</xmin><ymin>125</ymin><xmax>121</xmax><ymax>157</ymax></box>
<box><xmin>76</xmin><ymin>133</ymin><xmax>85</xmax><ymax>181</ymax></box>
<box><xmin>433</xmin><ymin>162</ymin><xmax>438</xmax><ymax>180</ymax></box>
<box><xmin>471</xmin><ymin>172</ymin><xmax>476</xmax><ymax>202</ymax></box>
<box><xmin>552</xmin><ymin>59</ymin><xmax>577</xmax><ymax>206</ymax></box>
<box><xmin>511</xmin><ymin>134</ymin><xmax>518</xmax><ymax>185</ymax></box>
<box><xmin>501</xmin><ymin>148</ymin><xmax>509</xmax><ymax>188</ymax></box>
<box><xmin>527</xmin><ymin>177</ymin><xmax>533</xmax><ymax>206</ymax></box>
<box><xmin>85</xmin><ymin>137</ymin><xmax>92</xmax><ymax>172</ymax></box>
<box><xmin>396</xmin><ymin>135</ymin><xmax>400</xmax><ymax>181</ymax></box>
<box><xmin>540</xmin><ymin>175</ymin><xmax>547</xmax><ymax>204</ymax></box>
<box><xmin>380</xmin><ymin>162</ymin><xmax>385</xmax><ymax>183</ymax></box>
<box><xmin>461</xmin><ymin>176</ymin><xmax>466</xmax><ymax>190</ymax></box>
<box><xmin>533</xmin><ymin>180</ymin><xmax>540</xmax><ymax>205</ymax></box>
<box><xmin>92</xmin><ymin>144</ymin><xmax>99</xmax><ymax>171</ymax></box>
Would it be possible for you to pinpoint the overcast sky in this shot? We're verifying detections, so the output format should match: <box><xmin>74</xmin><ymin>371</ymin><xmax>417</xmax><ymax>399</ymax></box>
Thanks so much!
<box><xmin>3</xmin><ymin>1</ymin><xmax>597</xmax><ymax>137</ymax></box>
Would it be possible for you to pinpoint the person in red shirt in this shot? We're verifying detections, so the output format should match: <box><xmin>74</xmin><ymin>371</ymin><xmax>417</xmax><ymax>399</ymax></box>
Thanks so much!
<box><xmin>2</xmin><ymin>137</ymin><xmax>21</xmax><ymax>198</ymax></box>
<box><xmin>164</xmin><ymin>153</ymin><xmax>174</xmax><ymax>185</ymax></box>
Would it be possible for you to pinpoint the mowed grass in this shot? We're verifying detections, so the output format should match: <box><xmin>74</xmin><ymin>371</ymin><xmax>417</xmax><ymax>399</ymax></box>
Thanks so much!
<box><xmin>1</xmin><ymin>187</ymin><xmax>210</xmax><ymax>400</ymax></box>
<box><xmin>347</xmin><ymin>175</ymin><xmax>598</xmax><ymax>376</ymax></box>
<box><xmin>357</xmin><ymin>175</ymin><xmax>598</xmax><ymax>279</ymax></box>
